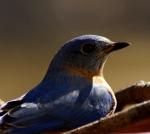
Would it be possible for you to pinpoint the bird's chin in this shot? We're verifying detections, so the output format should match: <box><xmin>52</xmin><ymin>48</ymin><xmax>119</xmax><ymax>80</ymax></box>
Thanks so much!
<box><xmin>97</xmin><ymin>57</ymin><xmax>108</xmax><ymax>76</ymax></box>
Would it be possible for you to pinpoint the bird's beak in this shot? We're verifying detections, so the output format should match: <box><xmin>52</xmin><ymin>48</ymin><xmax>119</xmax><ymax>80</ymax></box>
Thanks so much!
<box><xmin>104</xmin><ymin>42</ymin><xmax>131</xmax><ymax>53</ymax></box>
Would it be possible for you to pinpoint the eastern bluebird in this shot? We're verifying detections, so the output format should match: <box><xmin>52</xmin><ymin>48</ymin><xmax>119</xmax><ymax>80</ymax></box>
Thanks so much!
<box><xmin>0</xmin><ymin>35</ymin><xmax>129</xmax><ymax>134</ymax></box>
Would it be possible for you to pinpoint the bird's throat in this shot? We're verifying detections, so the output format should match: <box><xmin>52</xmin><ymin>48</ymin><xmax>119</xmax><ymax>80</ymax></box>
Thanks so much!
<box><xmin>63</xmin><ymin>64</ymin><xmax>103</xmax><ymax>80</ymax></box>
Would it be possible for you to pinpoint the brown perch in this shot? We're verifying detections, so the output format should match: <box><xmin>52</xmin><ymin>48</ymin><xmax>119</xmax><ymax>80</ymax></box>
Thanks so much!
<box><xmin>63</xmin><ymin>81</ymin><xmax>150</xmax><ymax>134</ymax></box>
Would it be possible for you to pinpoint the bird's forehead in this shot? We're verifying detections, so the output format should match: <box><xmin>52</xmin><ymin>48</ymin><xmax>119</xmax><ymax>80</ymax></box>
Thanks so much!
<box><xmin>71</xmin><ymin>35</ymin><xmax>112</xmax><ymax>43</ymax></box>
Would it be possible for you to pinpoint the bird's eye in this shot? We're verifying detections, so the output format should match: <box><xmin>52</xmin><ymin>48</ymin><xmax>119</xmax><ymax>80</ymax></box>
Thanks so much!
<box><xmin>81</xmin><ymin>43</ymin><xmax>96</xmax><ymax>54</ymax></box>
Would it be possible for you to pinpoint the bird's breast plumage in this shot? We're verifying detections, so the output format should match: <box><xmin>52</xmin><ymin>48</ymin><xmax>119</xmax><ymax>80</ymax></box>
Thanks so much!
<box><xmin>44</xmin><ymin>76</ymin><xmax>116</xmax><ymax>129</ymax></box>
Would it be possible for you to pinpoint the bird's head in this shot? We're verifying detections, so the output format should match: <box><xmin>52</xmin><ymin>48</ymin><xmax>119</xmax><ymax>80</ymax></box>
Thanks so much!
<box><xmin>48</xmin><ymin>35</ymin><xmax>130</xmax><ymax>79</ymax></box>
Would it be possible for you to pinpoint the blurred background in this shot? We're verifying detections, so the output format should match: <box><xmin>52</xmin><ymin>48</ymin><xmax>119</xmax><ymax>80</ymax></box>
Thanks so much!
<box><xmin>0</xmin><ymin>0</ymin><xmax>150</xmax><ymax>101</ymax></box>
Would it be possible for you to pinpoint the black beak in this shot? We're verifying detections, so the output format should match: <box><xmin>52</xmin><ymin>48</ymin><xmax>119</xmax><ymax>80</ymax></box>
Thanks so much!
<box><xmin>104</xmin><ymin>42</ymin><xmax>131</xmax><ymax>53</ymax></box>
<box><xmin>111</xmin><ymin>42</ymin><xmax>130</xmax><ymax>51</ymax></box>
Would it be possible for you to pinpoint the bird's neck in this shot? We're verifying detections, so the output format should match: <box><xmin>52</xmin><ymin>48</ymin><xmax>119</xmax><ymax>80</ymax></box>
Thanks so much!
<box><xmin>42</xmin><ymin>54</ymin><xmax>107</xmax><ymax>89</ymax></box>
<box><xmin>43</xmin><ymin>61</ymin><xmax>105</xmax><ymax>86</ymax></box>
<box><xmin>62</xmin><ymin>63</ymin><xmax>105</xmax><ymax>80</ymax></box>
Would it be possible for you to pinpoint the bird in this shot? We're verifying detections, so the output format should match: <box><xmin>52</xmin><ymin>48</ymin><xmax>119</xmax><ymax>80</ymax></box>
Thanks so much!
<box><xmin>0</xmin><ymin>35</ymin><xmax>130</xmax><ymax>134</ymax></box>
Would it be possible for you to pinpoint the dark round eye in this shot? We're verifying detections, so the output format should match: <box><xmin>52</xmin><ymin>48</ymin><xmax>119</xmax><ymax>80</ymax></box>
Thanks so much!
<box><xmin>81</xmin><ymin>43</ymin><xmax>96</xmax><ymax>54</ymax></box>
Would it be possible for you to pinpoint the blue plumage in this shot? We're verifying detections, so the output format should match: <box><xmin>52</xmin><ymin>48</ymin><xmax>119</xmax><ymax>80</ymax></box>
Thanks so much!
<box><xmin>0</xmin><ymin>35</ymin><xmax>129</xmax><ymax>134</ymax></box>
